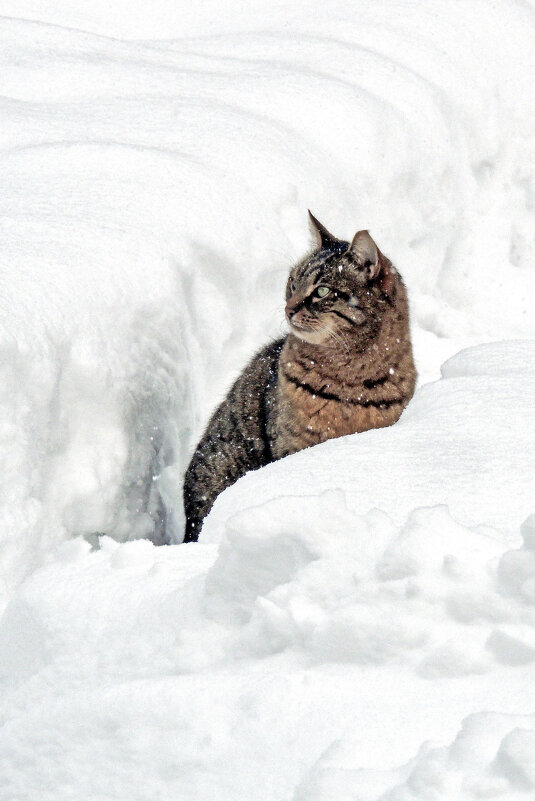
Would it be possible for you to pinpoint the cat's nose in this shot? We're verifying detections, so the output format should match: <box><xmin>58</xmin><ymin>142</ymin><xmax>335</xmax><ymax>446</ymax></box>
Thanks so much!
<box><xmin>285</xmin><ymin>295</ymin><xmax>304</xmax><ymax>319</ymax></box>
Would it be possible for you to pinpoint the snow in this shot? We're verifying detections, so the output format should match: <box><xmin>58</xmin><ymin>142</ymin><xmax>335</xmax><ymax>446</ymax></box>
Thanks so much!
<box><xmin>204</xmin><ymin>342</ymin><xmax>535</xmax><ymax>542</ymax></box>
<box><xmin>1</xmin><ymin>1</ymin><xmax>535</xmax><ymax>798</ymax></box>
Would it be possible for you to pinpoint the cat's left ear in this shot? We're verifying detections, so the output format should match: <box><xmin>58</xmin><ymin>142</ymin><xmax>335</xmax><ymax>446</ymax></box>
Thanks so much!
<box><xmin>350</xmin><ymin>230</ymin><xmax>395</xmax><ymax>297</ymax></box>
<box><xmin>349</xmin><ymin>230</ymin><xmax>380</xmax><ymax>276</ymax></box>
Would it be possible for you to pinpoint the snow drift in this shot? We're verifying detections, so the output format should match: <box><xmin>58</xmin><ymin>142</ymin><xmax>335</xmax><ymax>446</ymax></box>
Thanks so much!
<box><xmin>1</xmin><ymin>0</ymin><xmax>535</xmax><ymax>798</ymax></box>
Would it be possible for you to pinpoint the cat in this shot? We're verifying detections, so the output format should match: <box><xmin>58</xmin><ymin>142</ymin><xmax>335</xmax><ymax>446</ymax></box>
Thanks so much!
<box><xmin>183</xmin><ymin>212</ymin><xmax>417</xmax><ymax>542</ymax></box>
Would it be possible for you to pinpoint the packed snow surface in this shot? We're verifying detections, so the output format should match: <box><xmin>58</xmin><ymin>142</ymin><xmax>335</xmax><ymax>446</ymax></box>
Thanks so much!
<box><xmin>1</xmin><ymin>1</ymin><xmax>535</xmax><ymax>798</ymax></box>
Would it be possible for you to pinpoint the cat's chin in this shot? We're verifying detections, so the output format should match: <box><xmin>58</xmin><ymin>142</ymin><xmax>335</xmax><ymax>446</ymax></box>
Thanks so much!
<box><xmin>289</xmin><ymin>323</ymin><xmax>331</xmax><ymax>345</ymax></box>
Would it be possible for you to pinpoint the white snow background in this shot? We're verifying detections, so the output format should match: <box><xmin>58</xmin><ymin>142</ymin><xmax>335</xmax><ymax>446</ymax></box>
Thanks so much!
<box><xmin>1</xmin><ymin>1</ymin><xmax>535</xmax><ymax>798</ymax></box>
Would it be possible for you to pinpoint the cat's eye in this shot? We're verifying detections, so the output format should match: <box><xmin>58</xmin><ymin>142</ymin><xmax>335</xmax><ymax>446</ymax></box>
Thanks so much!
<box><xmin>315</xmin><ymin>285</ymin><xmax>330</xmax><ymax>298</ymax></box>
<box><xmin>290</xmin><ymin>280</ymin><xmax>296</xmax><ymax>292</ymax></box>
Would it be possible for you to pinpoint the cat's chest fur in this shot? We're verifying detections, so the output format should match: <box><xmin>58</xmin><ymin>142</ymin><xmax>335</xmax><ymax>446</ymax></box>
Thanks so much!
<box><xmin>270</xmin><ymin>305</ymin><xmax>414</xmax><ymax>458</ymax></box>
<box><xmin>275</xmin><ymin>368</ymin><xmax>399</xmax><ymax>452</ymax></box>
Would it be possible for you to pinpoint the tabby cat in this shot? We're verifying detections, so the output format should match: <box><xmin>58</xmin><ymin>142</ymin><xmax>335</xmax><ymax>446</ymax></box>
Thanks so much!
<box><xmin>183</xmin><ymin>212</ymin><xmax>416</xmax><ymax>542</ymax></box>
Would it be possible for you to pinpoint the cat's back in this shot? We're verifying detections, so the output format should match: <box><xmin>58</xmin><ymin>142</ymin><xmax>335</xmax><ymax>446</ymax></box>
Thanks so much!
<box><xmin>183</xmin><ymin>337</ymin><xmax>284</xmax><ymax>542</ymax></box>
<box><xmin>191</xmin><ymin>336</ymin><xmax>285</xmax><ymax>463</ymax></box>
<box><xmin>227</xmin><ymin>337</ymin><xmax>285</xmax><ymax>443</ymax></box>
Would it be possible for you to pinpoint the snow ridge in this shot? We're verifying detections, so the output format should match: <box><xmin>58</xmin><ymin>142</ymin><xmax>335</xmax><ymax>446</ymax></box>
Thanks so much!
<box><xmin>1</xmin><ymin>1</ymin><xmax>535</xmax><ymax>798</ymax></box>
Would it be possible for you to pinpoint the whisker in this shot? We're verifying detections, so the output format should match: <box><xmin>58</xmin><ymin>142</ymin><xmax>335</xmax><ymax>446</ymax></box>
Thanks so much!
<box><xmin>326</xmin><ymin>327</ymin><xmax>350</xmax><ymax>359</ymax></box>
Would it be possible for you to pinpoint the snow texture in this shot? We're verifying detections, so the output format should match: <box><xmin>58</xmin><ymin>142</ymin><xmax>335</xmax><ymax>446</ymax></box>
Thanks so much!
<box><xmin>1</xmin><ymin>1</ymin><xmax>535</xmax><ymax>799</ymax></box>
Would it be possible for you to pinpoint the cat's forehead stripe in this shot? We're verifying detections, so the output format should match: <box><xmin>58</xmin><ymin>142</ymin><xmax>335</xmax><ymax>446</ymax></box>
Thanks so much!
<box><xmin>307</xmin><ymin>267</ymin><xmax>324</xmax><ymax>284</ymax></box>
<box><xmin>299</xmin><ymin>254</ymin><xmax>330</xmax><ymax>280</ymax></box>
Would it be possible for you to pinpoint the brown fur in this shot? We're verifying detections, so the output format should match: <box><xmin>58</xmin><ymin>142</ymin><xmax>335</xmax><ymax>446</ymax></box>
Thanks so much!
<box><xmin>183</xmin><ymin>214</ymin><xmax>416</xmax><ymax>542</ymax></box>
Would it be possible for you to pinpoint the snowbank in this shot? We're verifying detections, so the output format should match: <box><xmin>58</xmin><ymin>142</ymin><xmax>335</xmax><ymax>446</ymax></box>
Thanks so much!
<box><xmin>204</xmin><ymin>341</ymin><xmax>535</xmax><ymax>542</ymax></box>
<box><xmin>294</xmin><ymin>711</ymin><xmax>535</xmax><ymax>800</ymax></box>
<box><xmin>2</xmin><ymin>0</ymin><xmax>535</xmax><ymax>590</ymax></box>
<box><xmin>2</xmin><ymin>390</ymin><xmax>535</xmax><ymax>797</ymax></box>
<box><xmin>1</xmin><ymin>0</ymin><xmax>535</xmax><ymax>798</ymax></box>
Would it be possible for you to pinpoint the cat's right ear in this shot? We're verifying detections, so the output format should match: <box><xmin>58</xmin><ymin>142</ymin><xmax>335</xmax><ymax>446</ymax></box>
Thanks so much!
<box><xmin>308</xmin><ymin>210</ymin><xmax>339</xmax><ymax>249</ymax></box>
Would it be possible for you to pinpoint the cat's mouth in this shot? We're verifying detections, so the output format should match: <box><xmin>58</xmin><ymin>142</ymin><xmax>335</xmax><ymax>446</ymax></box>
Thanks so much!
<box><xmin>289</xmin><ymin>320</ymin><xmax>333</xmax><ymax>345</ymax></box>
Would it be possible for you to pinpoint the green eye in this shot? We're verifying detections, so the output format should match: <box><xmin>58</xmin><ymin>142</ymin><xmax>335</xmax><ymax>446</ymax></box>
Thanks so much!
<box><xmin>316</xmin><ymin>285</ymin><xmax>330</xmax><ymax>298</ymax></box>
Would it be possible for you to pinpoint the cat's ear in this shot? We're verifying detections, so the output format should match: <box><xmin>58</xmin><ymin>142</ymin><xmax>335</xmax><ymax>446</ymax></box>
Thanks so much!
<box><xmin>350</xmin><ymin>230</ymin><xmax>396</xmax><ymax>297</ymax></box>
<box><xmin>308</xmin><ymin>210</ymin><xmax>339</xmax><ymax>249</ymax></box>
<box><xmin>349</xmin><ymin>230</ymin><xmax>380</xmax><ymax>277</ymax></box>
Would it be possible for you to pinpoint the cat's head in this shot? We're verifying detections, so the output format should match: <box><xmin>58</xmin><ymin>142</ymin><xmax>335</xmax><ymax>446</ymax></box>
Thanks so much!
<box><xmin>285</xmin><ymin>211</ymin><xmax>398</xmax><ymax>348</ymax></box>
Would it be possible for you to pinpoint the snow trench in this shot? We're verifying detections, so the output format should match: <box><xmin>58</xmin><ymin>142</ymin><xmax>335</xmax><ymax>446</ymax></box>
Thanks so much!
<box><xmin>1</xmin><ymin>1</ymin><xmax>535</xmax><ymax>798</ymax></box>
